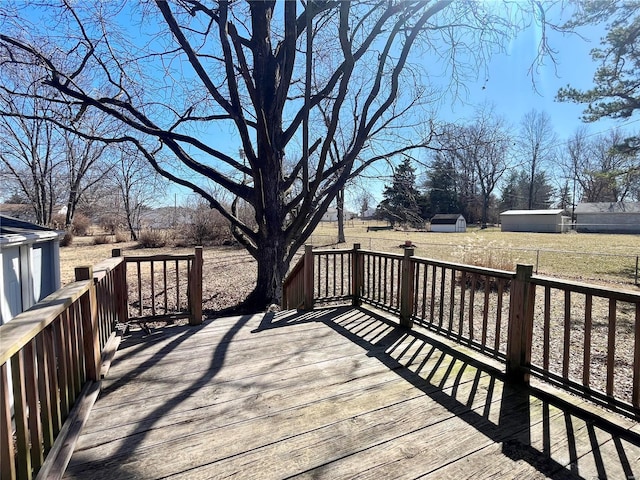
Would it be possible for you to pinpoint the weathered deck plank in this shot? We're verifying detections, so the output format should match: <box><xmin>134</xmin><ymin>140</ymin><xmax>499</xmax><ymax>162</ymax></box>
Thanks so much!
<box><xmin>62</xmin><ymin>306</ymin><xmax>640</xmax><ymax>479</ymax></box>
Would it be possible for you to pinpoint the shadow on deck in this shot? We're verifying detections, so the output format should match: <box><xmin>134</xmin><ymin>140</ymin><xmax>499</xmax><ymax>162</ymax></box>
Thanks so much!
<box><xmin>63</xmin><ymin>306</ymin><xmax>640</xmax><ymax>479</ymax></box>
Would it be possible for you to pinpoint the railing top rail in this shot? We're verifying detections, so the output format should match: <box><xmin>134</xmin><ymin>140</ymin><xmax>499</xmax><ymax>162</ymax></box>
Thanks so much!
<box><xmin>93</xmin><ymin>256</ymin><xmax>125</xmax><ymax>282</ymax></box>
<box><xmin>312</xmin><ymin>247</ymin><xmax>354</xmax><ymax>255</ymax></box>
<box><xmin>124</xmin><ymin>253</ymin><xmax>195</xmax><ymax>262</ymax></box>
<box><xmin>283</xmin><ymin>255</ymin><xmax>306</xmax><ymax>287</ymax></box>
<box><xmin>358</xmin><ymin>248</ymin><xmax>404</xmax><ymax>260</ymax></box>
<box><xmin>338</xmin><ymin>247</ymin><xmax>515</xmax><ymax>279</ymax></box>
<box><xmin>411</xmin><ymin>255</ymin><xmax>516</xmax><ymax>279</ymax></box>
<box><xmin>0</xmin><ymin>280</ymin><xmax>91</xmax><ymax>365</ymax></box>
<box><xmin>532</xmin><ymin>274</ymin><xmax>640</xmax><ymax>302</ymax></box>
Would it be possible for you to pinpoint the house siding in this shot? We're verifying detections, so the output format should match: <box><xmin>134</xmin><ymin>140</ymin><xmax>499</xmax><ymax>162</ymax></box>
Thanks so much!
<box><xmin>576</xmin><ymin>213</ymin><xmax>640</xmax><ymax>233</ymax></box>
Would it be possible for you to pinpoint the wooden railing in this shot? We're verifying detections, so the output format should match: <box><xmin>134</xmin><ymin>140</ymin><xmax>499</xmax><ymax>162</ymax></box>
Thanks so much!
<box><xmin>0</xmin><ymin>247</ymin><xmax>204</xmax><ymax>479</ymax></box>
<box><xmin>284</xmin><ymin>244</ymin><xmax>640</xmax><ymax>416</ymax></box>
<box><xmin>529</xmin><ymin>275</ymin><xmax>640</xmax><ymax>416</ymax></box>
<box><xmin>116</xmin><ymin>246</ymin><xmax>203</xmax><ymax>325</ymax></box>
<box><xmin>0</xmin><ymin>257</ymin><xmax>124</xmax><ymax>480</ymax></box>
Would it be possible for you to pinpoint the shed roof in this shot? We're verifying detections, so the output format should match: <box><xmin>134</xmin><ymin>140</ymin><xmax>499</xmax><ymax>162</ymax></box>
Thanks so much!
<box><xmin>430</xmin><ymin>214</ymin><xmax>464</xmax><ymax>224</ymax></box>
<box><xmin>574</xmin><ymin>202</ymin><xmax>640</xmax><ymax>214</ymax></box>
<box><xmin>500</xmin><ymin>209</ymin><xmax>565</xmax><ymax>216</ymax></box>
<box><xmin>1</xmin><ymin>215</ymin><xmax>53</xmax><ymax>234</ymax></box>
<box><xmin>0</xmin><ymin>214</ymin><xmax>63</xmax><ymax>246</ymax></box>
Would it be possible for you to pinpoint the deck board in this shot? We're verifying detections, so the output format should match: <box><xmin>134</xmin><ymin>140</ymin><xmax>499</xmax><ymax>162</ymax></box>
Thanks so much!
<box><xmin>63</xmin><ymin>306</ymin><xmax>640</xmax><ymax>479</ymax></box>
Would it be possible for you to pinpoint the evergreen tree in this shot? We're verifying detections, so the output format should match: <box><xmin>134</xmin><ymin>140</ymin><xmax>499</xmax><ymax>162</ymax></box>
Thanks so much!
<box><xmin>557</xmin><ymin>3</ymin><xmax>640</xmax><ymax>150</ymax></box>
<box><xmin>425</xmin><ymin>154</ymin><xmax>461</xmax><ymax>215</ymax></box>
<box><xmin>377</xmin><ymin>159</ymin><xmax>426</xmax><ymax>227</ymax></box>
<box><xmin>499</xmin><ymin>169</ymin><xmax>554</xmax><ymax>211</ymax></box>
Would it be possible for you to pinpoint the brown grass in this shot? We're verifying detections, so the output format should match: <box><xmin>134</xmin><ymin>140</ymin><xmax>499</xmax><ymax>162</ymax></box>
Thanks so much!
<box><xmin>59</xmin><ymin>221</ymin><xmax>639</xmax><ymax>292</ymax></box>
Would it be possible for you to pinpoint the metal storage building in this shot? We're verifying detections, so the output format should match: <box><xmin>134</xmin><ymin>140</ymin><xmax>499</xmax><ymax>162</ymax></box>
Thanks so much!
<box><xmin>430</xmin><ymin>214</ymin><xmax>467</xmax><ymax>233</ymax></box>
<box><xmin>575</xmin><ymin>202</ymin><xmax>640</xmax><ymax>234</ymax></box>
<box><xmin>1</xmin><ymin>215</ymin><xmax>65</xmax><ymax>325</ymax></box>
<box><xmin>500</xmin><ymin>209</ymin><xmax>570</xmax><ymax>233</ymax></box>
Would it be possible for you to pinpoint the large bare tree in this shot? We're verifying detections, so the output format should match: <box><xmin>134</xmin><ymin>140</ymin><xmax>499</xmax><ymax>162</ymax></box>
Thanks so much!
<box><xmin>0</xmin><ymin>1</ymin><xmax>551</xmax><ymax>308</ymax></box>
<box><xmin>433</xmin><ymin>107</ymin><xmax>511</xmax><ymax>227</ymax></box>
<box><xmin>0</xmin><ymin>60</ymin><xmax>113</xmax><ymax>228</ymax></box>
<box><xmin>517</xmin><ymin>109</ymin><xmax>557</xmax><ymax>209</ymax></box>
<box><xmin>0</xmin><ymin>66</ymin><xmax>62</xmax><ymax>225</ymax></box>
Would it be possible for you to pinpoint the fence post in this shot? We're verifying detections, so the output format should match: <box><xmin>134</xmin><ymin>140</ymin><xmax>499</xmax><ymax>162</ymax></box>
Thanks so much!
<box><xmin>303</xmin><ymin>245</ymin><xmax>314</xmax><ymax>310</ymax></box>
<box><xmin>351</xmin><ymin>243</ymin><xmax>361</xmax><ymax>307</ymax></box>
<box><xmin>75</xmin><ymin>266</ymin><xmax>101</xmax><ymax>382</ymax></box>
<box><xmin>189</xmin><ymin>246</ymin><xmax>203</xmax><ymax>325</ymax></box>
<box><xmin>400</xmin><ymin>247</ymin><xmax>415</xmax><ymax>329</ymax></box>
<box><xmin>506</xmin><ymin>264</ymin><xmax>535</xmax><ymax>384</ymax></box>
<box><xmin>112</xmin><ymin>249</ymin><xmax>129</xmax><ymax>324</ymax></box>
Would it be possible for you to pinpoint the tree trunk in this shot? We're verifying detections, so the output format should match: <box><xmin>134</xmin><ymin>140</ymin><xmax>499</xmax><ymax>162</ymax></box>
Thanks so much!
<box><xmin>481</xmin><ymin>194</ymin><xmax>489</xmax><ymax>229</ymax></box>
<box><xmin>247</xmin><ymin>234</ymin><xmax>290</xmax><ymax>310</ymax></box>
<box><xmin>337</xmin><ymin>188</ymin><xmax>346</xmax><ymax>243</ymax></box>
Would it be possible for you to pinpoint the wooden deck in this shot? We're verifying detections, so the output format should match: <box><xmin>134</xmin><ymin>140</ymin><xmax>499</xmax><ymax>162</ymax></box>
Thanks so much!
<box><xmin>63</xmin><ymin>306</ymin><xmax>640</xmax><ymax>479</ymax></box>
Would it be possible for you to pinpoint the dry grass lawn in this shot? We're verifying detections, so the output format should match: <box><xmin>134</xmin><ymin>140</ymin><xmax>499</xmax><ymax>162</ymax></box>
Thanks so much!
<box><xmin>59</xmin><ymin>221</ymin><xmax>639</xmax><ymax>307</ymax></box>
<box><xmin>311</xmin><ymin>221</ymin><xmax>640</xmax><ymax>288</ymax></box>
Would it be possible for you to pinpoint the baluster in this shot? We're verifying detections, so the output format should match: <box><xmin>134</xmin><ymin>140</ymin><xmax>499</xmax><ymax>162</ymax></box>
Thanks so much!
<box><xmin>543</xmin><ymin>286</ymin><xmax>551</xmax><ymax>371</ymax></box>
<box><xmin>607</xmin><ymin>298</ymin><xmax>617</xmax><ymax>397</ymax></box>
<box><xmin>482</xmin><ymin>275</ymin><xmax>490</xmax><ymax>348</ymax></box>
<box><xmin>563</xmin><ymin>290</ymin><xmax>571</xmax><ymax>379</ymax></box>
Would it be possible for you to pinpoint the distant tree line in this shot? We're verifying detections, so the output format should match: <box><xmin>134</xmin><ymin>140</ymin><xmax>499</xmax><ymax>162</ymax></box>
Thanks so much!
<box><xmin>376</xmin><ymin>107</ymin><xmax>640</xmax><ymax>228</ymax></box>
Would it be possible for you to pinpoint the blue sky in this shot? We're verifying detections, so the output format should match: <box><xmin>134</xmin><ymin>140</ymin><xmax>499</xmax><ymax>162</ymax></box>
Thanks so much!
<box><xmin>175</xmin><ymin>5</ymin><xmax>637</xmax><ymax>211</ymax></box>
<box><xmin>345</xmin><ymin>7</ymin><xmax>640</xmax><ymax>210</ymax></box>
<box><xmin>437</xmin><ymin>9</ymin><xmax>639</xmax><ymax>144</ymax></box>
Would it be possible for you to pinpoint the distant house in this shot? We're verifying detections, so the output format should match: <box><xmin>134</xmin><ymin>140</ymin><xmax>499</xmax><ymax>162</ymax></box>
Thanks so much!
<box><xmin>575</xmin><ymin>202</ymin><xmax>640</xmax><ymax>234</ymax></box>
<box><xmin>1</xmin><ymin>215</ymin><xmax>65</xmax><ymax>325</ymax></box>
<box><xmin>321</xmin><ymin>208</ymin><xmax>356</xmax><ymax>222</ymax></box>
<box><xmin>430</xmin><ymin>214</ymin><xmax>466</xmax><ymax>233</ymax></box>
<box><xmin>500</xmin><ymin>209</ymin><xmax>570</xmax><ymax>233</ymax></box>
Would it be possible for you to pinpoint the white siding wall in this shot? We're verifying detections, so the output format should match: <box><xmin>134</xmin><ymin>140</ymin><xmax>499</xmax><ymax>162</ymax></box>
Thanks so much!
<box><xmin>1</xmin><ymin>237</ymin><xmax>61</xmax><ymax>325</ymax></box>
<box><xmin>0</xmin><ymin>246</ymin><xmax>21</xmax><ymax>326</ymax></box>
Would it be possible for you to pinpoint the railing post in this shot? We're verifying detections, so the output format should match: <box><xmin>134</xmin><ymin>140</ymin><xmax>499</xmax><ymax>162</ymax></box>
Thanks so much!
<box><xmin>75</xmin><ymin>266</ymin><xmax>101</xmax><ymax>382</ymax></box>
<box><xmin>303</xmin><ymin>245</ymin><xmax>314</xmax><ymax>310</ymax></box>
<box><xmin>400</xmin><ymin>247</ymin><xmax>415</xmax><ymax>329</ymax></box>
<box><xmin>351</xmin><ymin>243</ymin><xmax>361</xmax><ymax>307</ymax></box>
<box><xmin>189</xmin><ymin>246</ymin><xmax>203</xmax><ymax>325</ymax></box>
<box><xmin>506</xmin><ymin>264</ymin><xmax>535</xmax><ymax>384</ymax></box>
<box><xmin>112</xmin><ymin>249</ymin><xmax>129</xmax><ymax>324</ymax></box>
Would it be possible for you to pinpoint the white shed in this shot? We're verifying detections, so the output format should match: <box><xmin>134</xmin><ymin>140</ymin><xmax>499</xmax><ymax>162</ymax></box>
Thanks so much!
<box><xmin>500</xmin><ymin>209</ymin><xmax>570</xmax><ymax>233</ymax></box>
<box><xmin>575</xmin><ymin>202</ymin><xmax>640</xmax><ymax>234</ymax></box>
<box><xmin>1</xmin><ymin>215</ymin><xmax>65</xmax><ymax>325</ymax></box>
<box><xmin>430</xmin><ymin>214</ymin><xmax>467</xmax><ymax>233</ymax></box>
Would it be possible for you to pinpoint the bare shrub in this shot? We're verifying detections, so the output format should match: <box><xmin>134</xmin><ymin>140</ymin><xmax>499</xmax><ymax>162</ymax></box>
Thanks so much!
<box><xmin>51</xmin><ymin>213</ymin><xmax>66</xmax><ymax>230</ymax></box>
<box><xmin>93</xmin><ymin>234</ymin><xmax>112</xmax><ymax>245</ymax></box>
<box><xmin>51</xmin><ymin>212</ymin><xmax>91</xmax><ymax>236</ymax></box>
<box><xmin>138</xmin><ymin>229</ymin><xmax>167</xmax><ymax>248</ymax></box>
<box><xmin>60</xmin><ymin>231</ymin><xmax>74</xmax><ymax>247</ymax></box>
<box><xmin>453</xmin><ymin>236</ymin><xmax>522</xmax><ymax>272</ymax></box>
<box><xmin>181</xmin><ymin>203</ymin><xmax>234</xmax><ymax>246</ymax></box>
<box><xmin>99</xmin><ymin>214</ymin><xmax>121</xmax><ymax>235</ymax></box>
<box><xmin>71</xmin><ymin>213</ymin><xmax>91</xmax><ymax>236</ymax></box>
<box><xmin>452</xmin><ymin>237</ymin><xmax>521</xmax><ymax>291</ymax></box>
<box><xmin>114</xmin><ymin>230</ymin><xmax>129</xmax><ymax>243</ymax></box>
